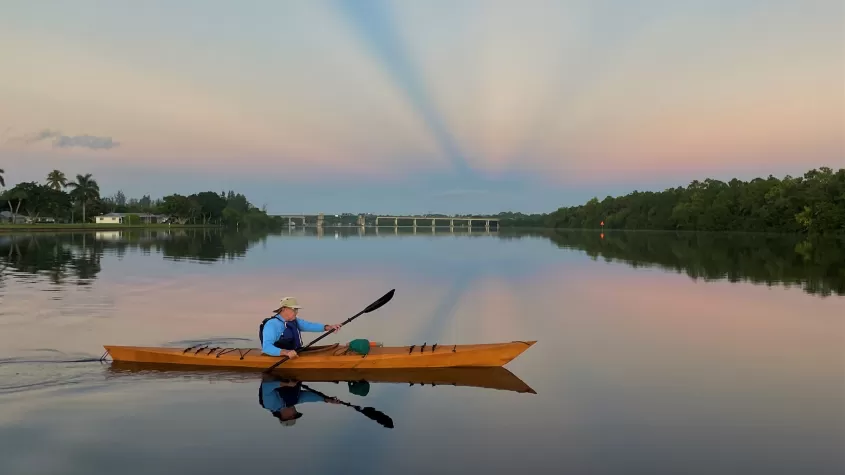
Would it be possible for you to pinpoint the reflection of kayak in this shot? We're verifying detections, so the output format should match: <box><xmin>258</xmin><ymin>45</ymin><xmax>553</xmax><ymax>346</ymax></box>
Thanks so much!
<box><xmin>106</xmin><ymin>362</ymin><xmax>537</xmax><ymax>394</ymax></box>
<box><xmin>103</xmin><ymin>340</ymin><xmax>536</xmax><ymax>370</ymax></box>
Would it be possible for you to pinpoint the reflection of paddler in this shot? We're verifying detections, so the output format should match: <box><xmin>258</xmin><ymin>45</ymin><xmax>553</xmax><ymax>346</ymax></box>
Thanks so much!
<box><xmin>258</xmin><ymin>374</ymin><xmax>394</xmax><ymax>428</ymax></box>
<box><xmin>259</xmin><ymin>374</ymin><xmax>340</xmax><ymax>426</ymax></box>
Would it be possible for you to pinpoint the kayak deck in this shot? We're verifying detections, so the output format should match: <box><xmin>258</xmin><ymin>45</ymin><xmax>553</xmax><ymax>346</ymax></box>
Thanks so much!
<box><xmin>103</xmin><ymin>340</ymin><xmax>536</xmax><ymax>370</ymax></box>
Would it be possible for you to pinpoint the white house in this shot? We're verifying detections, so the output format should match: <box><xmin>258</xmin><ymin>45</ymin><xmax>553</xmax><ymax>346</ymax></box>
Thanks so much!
<box><xmin>94</xmin><ymin>212</ymin><xmax>168</xmax><ymax>224</ymax></box>
<box><xmin>95</xmin><ymin>213</ymin><xmax>122</xmax><ymax>224</ymax></box>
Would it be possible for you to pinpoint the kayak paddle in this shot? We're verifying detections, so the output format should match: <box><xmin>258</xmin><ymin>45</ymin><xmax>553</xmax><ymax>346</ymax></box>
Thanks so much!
<box><xmin>263</xmin><ymin>288</ymin><xmax>396</xmax><ymax>373</ymax></box>
<box><xmin>301</xmin><ymin>383</ymin><xmax>394</xmax><ymax>429</ymax></box>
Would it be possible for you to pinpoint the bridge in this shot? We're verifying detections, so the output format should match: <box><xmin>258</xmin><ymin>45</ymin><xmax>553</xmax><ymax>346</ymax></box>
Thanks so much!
<box><xmin>373</xmin><ymin>215</ymin><xmax>498</xmax><ymax>230</ymax></box>
<box><xmin>274</xmin><ymin>214</ymin><xmax>308</xmax><ymax>226</ymax></box>
<box><xmin>271</xmin><ymin>214</ymin><xmax>499</xmax><ymax>230</ymax></box>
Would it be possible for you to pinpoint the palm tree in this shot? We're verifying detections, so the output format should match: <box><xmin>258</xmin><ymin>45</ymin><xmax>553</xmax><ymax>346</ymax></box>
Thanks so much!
<box><xmin>45</xmin><ymin>170</ymin><xmax>67</xmax><ymax>191</ymax></box>
<box><xmin>66</xmin><ymin>173</ymin><xmax>100</xmax><ymax>223</ymax></box>
<box><xmin>0</xmin><ymin>168</ymin><xmax>7</xmax><ymax>221</ymax></box>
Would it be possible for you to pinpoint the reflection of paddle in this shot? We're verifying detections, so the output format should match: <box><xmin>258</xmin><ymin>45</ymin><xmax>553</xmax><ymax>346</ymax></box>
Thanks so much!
<box><xmin>302</xmin><ymin>383</ymin><xmax>394</xmax><ymax>429</ymax></box>
<box><xmin>263</xmin><ymin>289</ymin><xmax>396</xmax><ymax>373</ymax></box>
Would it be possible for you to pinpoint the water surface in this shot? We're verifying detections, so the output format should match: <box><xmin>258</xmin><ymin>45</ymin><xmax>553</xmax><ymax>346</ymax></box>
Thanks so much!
<box><xmin>1</xmin><ymin>228</ymin><xmax>842</xmax><ymax>474</ymax></box>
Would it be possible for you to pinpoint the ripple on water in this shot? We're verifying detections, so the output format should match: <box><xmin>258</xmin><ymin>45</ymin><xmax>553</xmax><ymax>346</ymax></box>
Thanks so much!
<box><xmin>0</xmin><ymin>338</ymin><xmax>258</xmax><ymax>397</ymax></box>
<box><xmin>0</xmin><ymin>343</ymin><xmax>110</xmax><ymax>389</ymax></box>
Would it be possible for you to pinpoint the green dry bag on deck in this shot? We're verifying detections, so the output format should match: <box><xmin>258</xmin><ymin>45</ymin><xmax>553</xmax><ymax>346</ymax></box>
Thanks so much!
<box><xmin>348</xmin><ymin>339</ymin><xmax>371</xmax><ymax>355</ymax></box>
<box><xmin>348</xmin><ymin>380</ymin><xmax>370</xmax><ymax>397</ymax></box>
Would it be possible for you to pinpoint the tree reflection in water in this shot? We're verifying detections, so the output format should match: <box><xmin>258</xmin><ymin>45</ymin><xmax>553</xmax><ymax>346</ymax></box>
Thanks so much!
<box><xmin>0</xmin><ymin>228</ymin><xmax>272</xmax><ymax>285</ymax></box>
<box><xmin>523</xmin><ymin>229</ymin><xmax>845</xmax><ymax>297</ymax></box>
<box><xmin>1</xmin><ymin>227</ymin><xmax>841</xmax><ymax>297</ymax></box>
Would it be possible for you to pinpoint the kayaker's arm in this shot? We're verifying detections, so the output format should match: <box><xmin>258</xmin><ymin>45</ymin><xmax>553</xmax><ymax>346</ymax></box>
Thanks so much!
<box><xmin>299</xmin><ymin>390</ymin><xmax>329</xmax><ymax>404</ymax></box>
<box><xmin>296</xmin><ymin>317</ymin><xmax>328</xmax><ymax>333</ymax></box>
<box><xmin>261</xmin><ymin>319</ymin><xmax>285</xmax><ymax>356</ymax></box>
<box><xmin>259</xmin><ymin>381</ymin><xmax>284</xmax><ymax>412</ymax></box>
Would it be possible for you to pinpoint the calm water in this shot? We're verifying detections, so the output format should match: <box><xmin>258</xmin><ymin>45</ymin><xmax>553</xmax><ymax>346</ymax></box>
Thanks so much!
<box><xmin>0</xmin><ymin>228</ymin><xmax>842</xmax><ymax>474</ymax></box>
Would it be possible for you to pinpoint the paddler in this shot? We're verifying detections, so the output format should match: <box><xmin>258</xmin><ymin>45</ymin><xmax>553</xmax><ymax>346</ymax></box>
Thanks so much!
<box><xmin>259</xmin><ymin>375</ymin><xmax>340</xmax><ymax>426</ymax></box>
<box><xmin>259</xmin><ymin>296</ymin><xmax>342</xmax><ymax>359</ymax></box>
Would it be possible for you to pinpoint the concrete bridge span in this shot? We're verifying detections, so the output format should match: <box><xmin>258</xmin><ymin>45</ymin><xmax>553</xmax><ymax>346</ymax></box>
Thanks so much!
<box><xmin>373</xmin><ymin>215</ymin><xmax>498</xmax><ymax>230</ymax></box>
<box><xmin>271</xmin><ymin>213</ymin><xmax>499</xmax><ymax>230</ymax></box>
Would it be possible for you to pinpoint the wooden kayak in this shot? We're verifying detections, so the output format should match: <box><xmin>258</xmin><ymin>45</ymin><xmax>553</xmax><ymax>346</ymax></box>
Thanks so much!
<box><xmin>103</xmin><ymin>340</ymin><xmax>536</xmax><ymax>371</ymax></box>
<box><xmin>106</xmin><ymin>362</ymin><xmax>536</xmax><ymax>394</ymax></box>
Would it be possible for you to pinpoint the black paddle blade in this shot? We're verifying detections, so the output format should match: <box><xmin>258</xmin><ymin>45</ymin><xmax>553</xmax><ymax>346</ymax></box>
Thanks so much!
<box><xmin>361</xmin><ymin>406</ymin><xmax>394</xmax><ymax>429</ymax></box>
<box><xmin>363</xmin><ymin>289</ymin><xmax>395</xmax><ymax>314</ymax></box>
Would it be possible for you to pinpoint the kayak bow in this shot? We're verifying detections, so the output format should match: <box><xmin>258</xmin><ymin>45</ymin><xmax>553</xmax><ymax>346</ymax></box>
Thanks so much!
<box><xmin>103</xmin><ymin>340</ymin><xmax>536</xmax><ymax>371</ymax></box>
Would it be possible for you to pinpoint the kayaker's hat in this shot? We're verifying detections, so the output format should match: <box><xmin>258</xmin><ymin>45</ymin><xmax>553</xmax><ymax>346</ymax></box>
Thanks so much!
<box><xmin>275</xmin><ymin>296</ymin><xmax>302</xmax><ymax>313</ymax></box>
<box><xmin>276</xmin><ymin>409</ymin><xmax>303</xmax><ymax>427</ymax></box>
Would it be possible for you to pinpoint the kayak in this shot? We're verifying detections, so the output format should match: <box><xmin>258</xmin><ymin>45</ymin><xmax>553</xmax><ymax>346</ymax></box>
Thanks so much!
<box><xmin>106</xmin><ymin>362</ymin><xmax>536</xmax><ymax>394</ymax></box>
<box><xmin>102</xmin><ymin>340</ymin><xmax>536</xmax><ymax>371</ymax></box>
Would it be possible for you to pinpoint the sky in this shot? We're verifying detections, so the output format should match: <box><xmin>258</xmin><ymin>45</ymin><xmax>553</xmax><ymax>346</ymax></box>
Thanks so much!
<box><xmin>0</xmin><ymin>0</ymin><xmax>842</xmax><ymax>215</ymax></box>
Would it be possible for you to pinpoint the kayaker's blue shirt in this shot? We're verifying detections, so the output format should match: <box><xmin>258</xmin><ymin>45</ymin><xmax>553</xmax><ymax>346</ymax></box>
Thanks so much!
<box><xmin>260</xmin><ymin>381</ymin><xmax>324</xmax><ymax>413</ymax></box>
<box><xmin>261</xmin><ymin>316</ymin><xmax>325</xmax><ymax>356</ymax></box>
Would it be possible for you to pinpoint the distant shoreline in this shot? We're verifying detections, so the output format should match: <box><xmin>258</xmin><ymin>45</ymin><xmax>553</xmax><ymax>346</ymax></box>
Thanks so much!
<box><xmin>0</xmin><ymin>223</ymin><xmax>223</xmax><ymax>232</ymax></box>
<box><xmin>3</xmin><ymin>223</ymin><xmax>842</xmax><ymax>237</ymax></box>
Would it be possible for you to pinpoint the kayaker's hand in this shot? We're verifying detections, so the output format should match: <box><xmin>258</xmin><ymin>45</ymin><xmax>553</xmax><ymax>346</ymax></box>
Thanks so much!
<box><xmin>325</xmin><ymin>397</ymin><xmax>341</xmax><ymax>404</ymax></box>
<box><xmin>283</xmin><ymin>350</ymin><xmax>298</xmax><ymax>359</ymax></box>
<box><xmin>324</xmin><ymin>323</ymin><xmax>342</xmax><ymax>333</ymax></box>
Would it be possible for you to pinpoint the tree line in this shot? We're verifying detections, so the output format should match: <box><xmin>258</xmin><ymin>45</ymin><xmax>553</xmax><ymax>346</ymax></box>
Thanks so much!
<box><xmin>0</xmin><ymin>168</ymin><xmax>284</xmax><ymax>229</ymax></box>
<box><xmin>4</xmin><ymin>166</ymin><xmax>841</xmax><ymax>233</ymax></box>
<box><xmin>494</xmin><ymin>167</ymin><xmax>845</xmax><ymax>234</ymax></box>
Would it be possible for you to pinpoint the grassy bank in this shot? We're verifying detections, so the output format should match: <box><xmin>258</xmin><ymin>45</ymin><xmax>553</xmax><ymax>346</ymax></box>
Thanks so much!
<box><xmin>0</xmin><ymin>223</ymin><xmax>223</xmax><ymax>232</ymax></box>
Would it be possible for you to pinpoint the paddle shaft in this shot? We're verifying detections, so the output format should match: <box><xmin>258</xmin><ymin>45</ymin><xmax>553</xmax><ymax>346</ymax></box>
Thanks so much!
<box><xmin>301</xmin><ymin>384</ymin><xmax>354</xmax><ymax>408</ymax></box>
<box><xmin>301</xmin><ymin>383</ymin><xmax>393</xmax><ymax>428</ymax></box>
<box><xmin>263</xmin><ymin>289</ymin><xmax>395</xmax><ymax>373</ymax></box>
